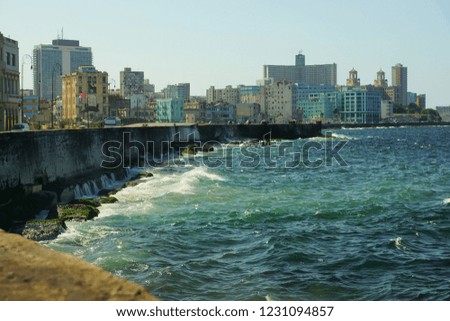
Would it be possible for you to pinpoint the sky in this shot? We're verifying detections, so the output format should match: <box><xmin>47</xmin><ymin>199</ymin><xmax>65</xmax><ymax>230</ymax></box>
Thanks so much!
<box><xmin>2</xmin><ymin>0</ymin><xmax>450</xmax><ymax>108</ymax></box>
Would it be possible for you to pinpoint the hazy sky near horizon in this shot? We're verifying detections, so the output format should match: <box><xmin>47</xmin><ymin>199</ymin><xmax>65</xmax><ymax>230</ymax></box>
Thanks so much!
<box><xmin>2</xmin><ymin>0</ymin><xmax>450</xmax><ymax>107</ymax></box>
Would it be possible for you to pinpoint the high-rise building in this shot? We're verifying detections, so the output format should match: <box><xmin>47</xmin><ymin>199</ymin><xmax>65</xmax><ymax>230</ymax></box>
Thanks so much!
<box><xmin>0</xmin><ymin>32</ymin><xmax>20</xmax><ymax>130</ymax></box>
<box><xmin>392</xmin><ymin>63</ymin><xmax>407</xmax><ymax>105</ymax></box>
<box><xmin>407</xmin><ymin>92</ymin><xmax>417</xmax><ymax>106</ymax></box>
<box><xmin>339</xmin><ymin>87</ymin><xmax>381</xmax><ymax>124</ymax></box>
<box><xmin>33</xmin><ymin>39</ymin><xmax>92</xmax><ymax>102</ymax></box>
<box><xmin>260</xmin><ymin>80</ymin><xmax>295</xmax><ymax>124</ymax></box>
<box><xmin>120</xmin><ymin>67</ymin><xmax>144</xmax><ymax>98</ymax></box>
<box><xmin>262</xmin><ymin>52</ymin><xmax>337</xmax><ymax>86</ymax></box>
<box><xmin>206</xmin><ymin>86</ymin><xmax>216</xmax><ymax>103</ymax></box>
<box><xmin>61</xmin><ymin>65</ymin><xmax>108</xmax><ymax>122</ymax></box>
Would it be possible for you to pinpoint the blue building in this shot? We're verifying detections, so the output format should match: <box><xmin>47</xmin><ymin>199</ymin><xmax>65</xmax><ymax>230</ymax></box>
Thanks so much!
<box><xmin>297</xmin><ymin>86</ymin><xmax>381</xmax><ymax>124</ymax></box>
<box><xmin>298</xmin><ymin>93</ymin><xmax>339</xmax><ymax>122</ymax></box>
<box><xmin>295</xmin><ymin>83</ymin><xmax>337</xmax><ymax>102</ymax></box>
<box><xmin>156</xmin><ymin>98</ymin><xmax>184</xmax><ymax>123</ymax></box>
<box><xmin>339</xmin><ymin>87</ymin><xmax>381</xmax><ymax>124</ymax></box>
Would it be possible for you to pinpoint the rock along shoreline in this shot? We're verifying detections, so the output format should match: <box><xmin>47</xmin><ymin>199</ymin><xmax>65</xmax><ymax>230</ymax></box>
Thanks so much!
<box><xmin>17</xmin><ymin>170</ymin><xmax>154</xmax><ymax>242</ymax></box>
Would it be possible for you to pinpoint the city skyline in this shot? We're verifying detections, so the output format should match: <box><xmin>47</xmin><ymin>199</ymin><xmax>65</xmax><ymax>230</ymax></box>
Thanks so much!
<box><xmin>2</xmin><ymin>0</ymin><xmax>450</xmax><ymax>108</ymax></box>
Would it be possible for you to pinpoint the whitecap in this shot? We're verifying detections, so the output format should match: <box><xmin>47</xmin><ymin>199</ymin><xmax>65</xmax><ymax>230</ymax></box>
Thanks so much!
<box><xmin>442</xmin><ymin>198</ymin><xmax>450</xmax><ymax>205</ymax></box>
<box><xmin>98</xmin><ymin>166</ymin><xmax>226</xmax><ymax>217</ymax></box>
<box><xmin>389</xmin><ymin>237</ymin><xmax>408</xmax><ymax>250</ymax></box>
<box><xmin>330</xmin><ymin>133</ymin><xmax>356</xmax><ymax>140</ymax></box>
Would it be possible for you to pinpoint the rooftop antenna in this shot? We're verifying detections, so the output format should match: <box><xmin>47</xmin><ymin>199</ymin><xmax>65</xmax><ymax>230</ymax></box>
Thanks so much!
<box><xmin>61</xmin><ymin>27</ymin><xmax>64</xmax><ymax>39</ymax></box>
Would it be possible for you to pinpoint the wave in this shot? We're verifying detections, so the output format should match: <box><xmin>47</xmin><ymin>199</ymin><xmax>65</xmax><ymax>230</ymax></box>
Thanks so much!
<box><xmin>330</xmin><ymin>133</ymin><xmax>357</xmax><ymax>140</ymax></box>
<box><xmin>99</xmin><ymin>166</ymin><xmax>226</xmax><ymax>218</ymax></box>
<box><xmin>389</xmin><ymin>237</ymin><xmax>409</xmax><ymax>250</ymax></box>
<box><xmin>442</xmin><ymin>198</ymin><xmax>450</xmax><ymax>205</ymax></box>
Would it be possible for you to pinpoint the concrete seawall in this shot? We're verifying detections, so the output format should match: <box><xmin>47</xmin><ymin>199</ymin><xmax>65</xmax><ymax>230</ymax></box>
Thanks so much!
<box><xmin>0</xmin><ymin>123</ymin><xmax>321</xmax><ymax>229</ymax></box>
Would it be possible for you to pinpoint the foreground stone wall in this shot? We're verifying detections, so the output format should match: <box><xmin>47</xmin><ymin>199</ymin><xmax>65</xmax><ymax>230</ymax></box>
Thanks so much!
<box><xmin>0</xmin><ymin>230</ymin><xmax>158</xmax><ymax>300</ymax></box>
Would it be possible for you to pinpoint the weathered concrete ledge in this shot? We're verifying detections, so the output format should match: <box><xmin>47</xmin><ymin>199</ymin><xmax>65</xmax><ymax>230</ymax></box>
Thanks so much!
<box><xmin>0</xmin><ymin>230</ymin><xmax>158</xmax><ymax>300</ymax></box>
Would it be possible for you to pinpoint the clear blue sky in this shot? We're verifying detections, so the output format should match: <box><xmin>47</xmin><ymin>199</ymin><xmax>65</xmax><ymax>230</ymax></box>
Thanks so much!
<box><xmin>2</xmin><ymin>0</ymin><xmax>450</xmax><ymax>107</ymax></box>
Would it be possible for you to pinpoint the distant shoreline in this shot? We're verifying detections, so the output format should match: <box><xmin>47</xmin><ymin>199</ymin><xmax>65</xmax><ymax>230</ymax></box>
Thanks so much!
<box><xmin>322</xmin><ymin>121</ymin><xmax>450</xmax><ymax>130</ymax></box>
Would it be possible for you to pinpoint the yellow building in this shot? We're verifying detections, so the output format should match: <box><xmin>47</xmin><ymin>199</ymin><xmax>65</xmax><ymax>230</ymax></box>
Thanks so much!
<box><xmin>184</xmin><ymin>100</ymin><xmax>204</xmax><ymax>123</ymax></box>
<box><xmin>62</xmin><ymin>65</ymin><xmax>108</xmax><ymax>122</ymax></box>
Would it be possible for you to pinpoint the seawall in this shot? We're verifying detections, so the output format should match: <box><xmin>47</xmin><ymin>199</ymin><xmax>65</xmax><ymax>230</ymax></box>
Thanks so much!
<box><xmin>0</xmin><ymin>123</ymin><xmax>321</xmax><ymax>229</ymax></box>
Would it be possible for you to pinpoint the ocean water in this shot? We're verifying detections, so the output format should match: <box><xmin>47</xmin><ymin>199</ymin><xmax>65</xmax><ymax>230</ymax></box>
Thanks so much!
<box><xmin>46</xmin><ymin>126</ymin><xmax>450</xmax><ymax>300</ymax></box>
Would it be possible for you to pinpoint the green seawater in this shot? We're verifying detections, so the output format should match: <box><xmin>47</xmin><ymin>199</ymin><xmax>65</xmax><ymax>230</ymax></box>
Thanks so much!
<box><xmin>46</xmin><ymin>126</ymin><xmax>450</xmax><ymax>300</ymax></box>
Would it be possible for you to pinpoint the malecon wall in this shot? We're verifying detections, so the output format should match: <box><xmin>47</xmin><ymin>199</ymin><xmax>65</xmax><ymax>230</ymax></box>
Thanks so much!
<box><xmin>0</xmin><ymin>124</ymin><xmax>321</xmax><ymax>226</ymax></box>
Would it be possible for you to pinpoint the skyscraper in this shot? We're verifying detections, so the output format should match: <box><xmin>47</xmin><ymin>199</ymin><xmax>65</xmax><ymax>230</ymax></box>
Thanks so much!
<box><xmin>262</xmin><ymin>52</ymin><xmax>337</xmax><ymax>86</ymax></box>
<box><xmin>391</xmin><ymin>63</ymin><xmax>407</xmax><ymax>106</ymax></box>
<box><xmin>33</xmin><ymin>39</ymin><xmax>93</xmax><ymax>102</ymax></box>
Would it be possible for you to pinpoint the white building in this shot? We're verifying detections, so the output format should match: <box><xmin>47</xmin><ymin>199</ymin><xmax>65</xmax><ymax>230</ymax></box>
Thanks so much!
<box><xmin>263</xmin><ymin>53</ymin><xmax>337</xmax><ymax>86</ymax></box>
<box><xmin>206</xmin><ymin>85</ymin><xmax>239</xmax><ymax>105</ymax></box>
<box><xmin>260</xmin><ymin>80</ymin><xmax>295</xmax><ymax>124</ymax></box>
<box><xmin>381</xmin><ymin>100</ymin><xmax>394</xmax><ymax>119</ymax></box>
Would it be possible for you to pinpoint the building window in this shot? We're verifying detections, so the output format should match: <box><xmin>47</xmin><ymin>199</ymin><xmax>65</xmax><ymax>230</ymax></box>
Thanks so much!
<box><xmin>6</xmin><ymin>52</ymin><xmax>10</xmax><ymax>65</ymax></box>
<box><xmin>79</xmin><ymin>87</ymin><xmax>82</xmax><ymax>94</ymax></box>
<box><xmin>12</xmin><ymin>54</ymin><xmax>16</xmax><ymax>66</ymax></box>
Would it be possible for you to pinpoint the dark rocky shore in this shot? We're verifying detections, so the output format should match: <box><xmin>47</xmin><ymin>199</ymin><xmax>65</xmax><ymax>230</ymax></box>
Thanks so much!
<box><xmin>9</xmin><ymin>171</ymin><xmax>153</xmax><ymax>242</ymax></box>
